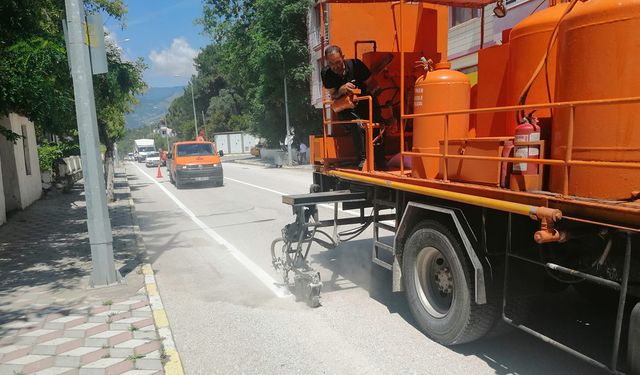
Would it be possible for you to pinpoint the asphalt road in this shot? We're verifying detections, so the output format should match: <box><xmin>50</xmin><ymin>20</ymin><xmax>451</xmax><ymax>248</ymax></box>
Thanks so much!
<box><xmin>126</xmin><ymin>160</ymin><xmax>608</xmax><ymax>375</ymax></box>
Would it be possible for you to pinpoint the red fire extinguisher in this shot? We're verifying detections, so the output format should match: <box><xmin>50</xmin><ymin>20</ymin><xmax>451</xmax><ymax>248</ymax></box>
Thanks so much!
<box><xmin>513</xmin><ymin>112</ymin><xmax>541</xmax><ymax>175</ymax></box>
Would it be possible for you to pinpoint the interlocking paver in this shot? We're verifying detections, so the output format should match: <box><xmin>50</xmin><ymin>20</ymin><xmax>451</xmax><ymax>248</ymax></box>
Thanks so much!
<box><xmin>110</xmin><ymin>339</ymin><xmax>160</xmax><ymax>358</ymax></box>
<box><xmin>85</xmin><ymin>330</ymin><xmax>132</xmax><ymax>347</ymax></box>
<box><xmin>88</xmin><ymin>311</ymin><xmax>131</xmax><ymax>324</ymax></box>
<box><xmin>79</xmin><ymin>357</ymin><xmax>134</xmax><ymax>375</ymax></box>
<box><xmin>0</xmin><ymin>344</ymin><xmax>30</xmax><ymax>362</ymax></box>
<box><xmin>65</xmin><ymin>323</ymin><xmax>108</xmax><ymax>338</ymax></box>
<box><xmin>132</xmin><ymin>351</ymin><xmax>162</xmax><ymax>371</ymax></box>
<box><xmin>33</xmin><ymin>367</ymin><xmax>79</xmax><ymax>375</ymax></box>
<box><xmin>130</xmin><ymin>307</ymin><xmax>151</xmax><ymax>318</ymax></box>
<box><xmin>55</xmin><ymin>347</ymin><xmax>108</xmax><ymax>368</ymax></box>
<box><xmin>33</xmin><ymin>338</ymin><xmax>83</xmax><ymax>355</ymax></box>
<box><xmin>44</xmin><ymin>316</ymin><xmax>87</xmax><ymax>330</ymax></box>
<box><xmin>131</xmin><ymin>325</ymin><xmax>156</xmax><ymax>340</ymax></box>
<box><xmin>0</xmin><ymin>170</ymin><xmax>168</xmax><ymax>375</ymax></box>
<box><xmin>110</xmin><ymin>300</ymin><xmax>147</xmax><ymax>312</ymax></box>
<box><xmin>109</xmin><ymin>318</ymin><xmax>153</xmax><ymax>331</ymax></box>
<box><xmin>0</xmin><ymin>354</ymin><xmax>54</xmax><ymax>375</ymax></box>
<box><xmin>121</xmin><ymin>370</ymin><xmax>161</xmax><ymax>375</ymax></box>
<box><xmin>16</xmin><ymin>329</ymin><xmax>63</xmax><ymax>345</ymax></box>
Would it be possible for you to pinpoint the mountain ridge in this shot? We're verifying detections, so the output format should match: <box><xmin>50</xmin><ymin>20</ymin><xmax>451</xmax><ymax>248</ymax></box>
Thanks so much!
<box><xmin>125</xmin><ymin>86</ymin><xmax>184</xmax><ymax>129</ymax></box>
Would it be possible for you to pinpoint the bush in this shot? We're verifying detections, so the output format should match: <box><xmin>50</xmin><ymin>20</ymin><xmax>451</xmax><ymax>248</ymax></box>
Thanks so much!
<box><xmin>37</xmin><ymin>142</ymin><xmax>80</xmax><ymax>172</ymax></box>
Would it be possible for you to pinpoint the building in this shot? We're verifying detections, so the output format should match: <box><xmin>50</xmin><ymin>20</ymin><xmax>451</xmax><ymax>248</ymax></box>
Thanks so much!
<box><xmin>213</xmin><ymin>132</ymin><xmax>259</xmax><ymax>154</ymax></box>
<box><xmin>447</xmin><ymin>0</ymin><xmax>547</xmax><ymax>82</ymax></box>
<box><xmin>0</xmin><ymin>114</ymin><xmax>42</xmax><ymax>225</ymax></box>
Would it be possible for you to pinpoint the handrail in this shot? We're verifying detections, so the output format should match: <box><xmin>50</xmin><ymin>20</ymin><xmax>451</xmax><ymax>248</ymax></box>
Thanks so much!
<box><xmin>320</xmin><ymin>89</ymin><xmax>640</xmax><ymax>193</ymax></box>
<box><xmin>397</xmin><ymin>97</ymin><xmax>640</xmax><ymax>193</ymax></box>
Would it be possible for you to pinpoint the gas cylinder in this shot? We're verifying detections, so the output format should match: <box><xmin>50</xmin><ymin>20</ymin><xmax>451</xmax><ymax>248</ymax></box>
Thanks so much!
<box><xmin>513</xmin><ymin>114</ymin><xmax>541</xmax><ymax>175</ymax></box>
<box><xmin>507</xmin><ymin>3</ymin><xmax>568</xmax><ymax>134</ymax></box>
<box><xmin>412</xmin><ymin>61</ymin><xmax>470</xmax><ymax>179</ymax></box>
<box><xmin>550</xmin><ymin>0</ymin><xmax>640</xmax><ymax>199</ymax></box>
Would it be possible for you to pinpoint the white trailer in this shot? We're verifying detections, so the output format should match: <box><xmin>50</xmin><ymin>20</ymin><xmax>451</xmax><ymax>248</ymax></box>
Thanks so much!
<box><xmin>134</xmin><ymin>139</ymin><xmax>155</xmax><ymax>162</ymax></box>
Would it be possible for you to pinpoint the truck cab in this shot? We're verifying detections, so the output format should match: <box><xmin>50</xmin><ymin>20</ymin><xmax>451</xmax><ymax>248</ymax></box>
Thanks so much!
<box><xmin>168</xmin><ymin>141</ymin><xmax>223</xmax><ymax>188</ymax></box>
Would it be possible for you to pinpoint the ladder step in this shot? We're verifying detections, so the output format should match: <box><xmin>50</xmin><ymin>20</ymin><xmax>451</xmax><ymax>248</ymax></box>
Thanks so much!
<box><xmin>375</xmin><ymin>241</ymin><xmax>394</xmax><ymax>252</ymax></box>
<box><xmin>372</xmin><ymin>257</ymin><xmax>393</xmax><ymax>270</ymax></box>
<box><xmin>374</xmin><ymin>222</ymin><xmax>396</xmax><ymax>233</ymax></box>
<box><xmin>373</xmin><ymin>199</ymin><xmax>395</xmax><ymax>208</ymax></box>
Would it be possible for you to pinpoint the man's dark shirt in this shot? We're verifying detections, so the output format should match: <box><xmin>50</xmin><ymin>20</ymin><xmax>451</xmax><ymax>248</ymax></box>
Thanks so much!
<box><xmin>321</xmin><ymin>59</ymin><xmax>372</xmax><ymax>120</ymax></box>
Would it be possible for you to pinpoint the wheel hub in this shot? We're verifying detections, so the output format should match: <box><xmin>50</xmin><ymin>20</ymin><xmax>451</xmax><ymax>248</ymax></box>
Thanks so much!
<box><xmin>435</xmin><ymin>266</ymin><xmax>453</xmax><ymax>294</ymax></box>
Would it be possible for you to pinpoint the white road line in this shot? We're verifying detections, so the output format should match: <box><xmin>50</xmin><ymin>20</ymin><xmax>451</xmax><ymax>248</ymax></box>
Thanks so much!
<box><xmin>133</xmin><ymin>163</ymin><xmax>290</xmax><ymax>298</ymax></box>
<box><xmin>225</xmin><ymin>176</ymin><xmax>360</xmax><ymax>217</ymax></box>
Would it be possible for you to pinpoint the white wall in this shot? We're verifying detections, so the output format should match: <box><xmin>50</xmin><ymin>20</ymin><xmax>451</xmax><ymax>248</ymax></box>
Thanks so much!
<box><xmin>0</xmin><ymin>114</ymin><xmax>42</xmax><ymax>215</ymax></box>
<box><xmin>448</xmin><ymin>0</ymin><xmax>546</xmax><ymax>66</ymax></box>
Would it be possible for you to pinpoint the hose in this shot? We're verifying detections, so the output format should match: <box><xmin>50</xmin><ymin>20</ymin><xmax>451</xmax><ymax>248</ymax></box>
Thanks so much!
<box><xmin>516</xmin><ymin>0</ymin><xmax>580</xmax><ymax>124</ymax></box>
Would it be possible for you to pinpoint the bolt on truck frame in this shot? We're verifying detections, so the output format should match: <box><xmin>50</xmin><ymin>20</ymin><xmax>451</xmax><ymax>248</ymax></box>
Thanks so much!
<box><xmin>271</xmin><ymin>0</ymin><xmax>640</xmax><ymax>373</ymax></box>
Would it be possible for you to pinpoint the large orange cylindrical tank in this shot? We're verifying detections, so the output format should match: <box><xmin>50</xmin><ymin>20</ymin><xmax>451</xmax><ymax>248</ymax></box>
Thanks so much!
<box><xmin>412</xmin><ymin>62</ymin><xmax>470</xmax><ymax>179</ymax></box>
<box><xmin>507</xmin><ymin>3</ymin><xmax>568</xmax><ymax>134</ymax></box>
<box><xmin>549</xmin><ymin>0</ymin><xmax>640</xmax><ymax>200</ymax></box>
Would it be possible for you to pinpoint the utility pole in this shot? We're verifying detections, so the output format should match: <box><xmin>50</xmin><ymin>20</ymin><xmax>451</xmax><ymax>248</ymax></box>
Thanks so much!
<box><xmin>64</xmin><ymin>0</ymin><xmax>119</xmax><ymax>286</ymax></box>
<box><xmin>190</xmin><ymin>83</ymin><xmax>198</xmax><ymax>138</ymax></box>
<box><xmin>284</xmin><ymin>75</ymin><xmax>293</xmax><ymax>166</ymax></box>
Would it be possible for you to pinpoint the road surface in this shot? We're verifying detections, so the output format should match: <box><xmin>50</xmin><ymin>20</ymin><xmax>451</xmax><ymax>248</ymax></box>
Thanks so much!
<box><xmin>127</xmin><ymin>160</ymin><xmax>607</xmax><ymax>375</ymax></box>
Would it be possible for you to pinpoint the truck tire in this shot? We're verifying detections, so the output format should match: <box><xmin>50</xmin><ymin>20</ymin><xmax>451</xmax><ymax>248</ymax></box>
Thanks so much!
<box><xmin>629</xmin><ymin>302</ymin><xmax>640</xmax><ymax>375</ymax></box>
<box><xmin>175</xmin><ymin>177</ymin><xmax>183</xmax><ymax>189</ymax></box>
<box><xmin>402</xmin><ymin>220</ymin><xmax>497</xmax><ymax>345</ymax></box>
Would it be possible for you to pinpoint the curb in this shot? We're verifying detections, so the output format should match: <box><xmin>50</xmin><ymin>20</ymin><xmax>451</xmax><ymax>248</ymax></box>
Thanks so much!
<box><xmin>124</xmin><ymin>166</ymin><xmax>185</xmax><ymax>375</ymax></box>
<box><xmin>231</xmin><ymin>158</ymin><xmax>313</xmax><ymax>170</ymax></box>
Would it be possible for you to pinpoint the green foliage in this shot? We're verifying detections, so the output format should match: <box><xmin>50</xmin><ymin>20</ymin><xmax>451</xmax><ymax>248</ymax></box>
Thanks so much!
<box><xmin>37</xmin><ymin>144</ymin><xmax>63</xmax><ymax>172</ymax></box>
<box><xmin>166</xmin><ymin>0</ymin><xmax>321</xmax><ymax>145</ymax></box>
<box><xmin>0</xmin><ymin>0</ymin><xmax>140</xmax><ymax>144</ymax></box>
<box><xmin>37</xmin><ymin>141</ymin><xmax>80</xmax><ymax>172</ymax></box>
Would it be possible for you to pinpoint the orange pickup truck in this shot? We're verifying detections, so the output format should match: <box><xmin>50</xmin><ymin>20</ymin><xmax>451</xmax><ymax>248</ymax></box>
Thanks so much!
<box><xmin>167</xmin><ymin>141</ymin><xmax>223</xmax><ymax>188</ymax></box>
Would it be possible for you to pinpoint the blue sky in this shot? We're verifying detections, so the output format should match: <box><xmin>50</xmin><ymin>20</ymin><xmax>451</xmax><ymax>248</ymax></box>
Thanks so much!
<box><xmin>103</xmin><ymin>0</ymin><xmax>209</xmax><ymax>88</ymax></box>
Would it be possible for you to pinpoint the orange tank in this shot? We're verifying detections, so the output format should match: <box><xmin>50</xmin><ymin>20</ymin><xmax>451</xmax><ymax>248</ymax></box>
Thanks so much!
<box><xmin>412</xmin><ymin>62</ymin><xmax>470</xmax><ymax>178</ymax></box>
<box><xmin>507</xmin><ymin>4</ymin><xmax>568</xmax><ymax>134</ymax></box>
<box><xmin>549</xmin><ymin>0</ymin><xmax>640</xmax><ymax>200</ymax></box>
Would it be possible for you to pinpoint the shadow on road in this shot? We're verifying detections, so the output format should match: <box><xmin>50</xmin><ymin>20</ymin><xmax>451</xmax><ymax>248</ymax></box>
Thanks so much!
<box><xmin>311</xmin><ymin>237</ymin><xmax>611</xmax><ymax>375</ymax></box>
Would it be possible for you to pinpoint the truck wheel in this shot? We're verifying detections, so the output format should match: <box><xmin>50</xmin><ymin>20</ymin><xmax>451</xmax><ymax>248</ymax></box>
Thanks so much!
<box><xmin>629</xmin><ymin>302</ymin><xmax>640</xmax><ymax>375</ymax></box>
<box><xmin>402</xmin><ymin>220</ymin><xmax>497</xmax><ymax>345</ymax></box>
<box><xmin>175</xmin><ymin>178</ymin><xmax>183</xmax><ymax>189</ymax></box>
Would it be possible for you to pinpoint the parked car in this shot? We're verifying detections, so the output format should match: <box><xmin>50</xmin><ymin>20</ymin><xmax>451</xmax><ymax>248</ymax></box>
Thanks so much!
<box><xmin>145</xmin><ymin>151</ymin><xmax>161</xmax><ymax>167</ymax></box>
<box><xmin>168</xmin><ymin>141</ymin><xmax>223</xmax><ymax>188</ymax></box>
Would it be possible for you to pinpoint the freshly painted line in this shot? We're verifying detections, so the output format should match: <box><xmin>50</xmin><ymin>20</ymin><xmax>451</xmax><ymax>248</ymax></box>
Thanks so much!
<box><xmin>134</xmin><ymin>163</ymin><xmax>290</xmax><ymax>298</ymax></box>
<box><xmin>224</xmin><ymin>176</ymin><xmax>360</xmax><ymax>217</ymax></box>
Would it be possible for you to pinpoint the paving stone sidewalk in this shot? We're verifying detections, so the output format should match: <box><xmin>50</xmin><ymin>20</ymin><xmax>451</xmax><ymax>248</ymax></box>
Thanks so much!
<box><xmin>0</xmin><ymin>168</ymin><xmax>165</xmax><ymax>375</ymax></box>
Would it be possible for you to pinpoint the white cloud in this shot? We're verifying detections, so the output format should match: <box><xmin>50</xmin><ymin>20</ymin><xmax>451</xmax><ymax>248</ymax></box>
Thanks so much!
<box><xmin>149</xmin><ymin>37</ymin><xmax>199</xmax><ymax>78</ymax></box>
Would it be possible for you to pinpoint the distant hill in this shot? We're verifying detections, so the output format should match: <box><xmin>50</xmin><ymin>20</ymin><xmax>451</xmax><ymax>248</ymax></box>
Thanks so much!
<box><xmin>125</xmin><ymin>86</ymin><xmax>184</xmax><ymax>129</ymax></box>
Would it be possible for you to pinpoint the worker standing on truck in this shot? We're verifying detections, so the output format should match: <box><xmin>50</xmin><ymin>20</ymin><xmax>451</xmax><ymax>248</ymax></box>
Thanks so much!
<box><xmin>321</xmin><ymin>45</ymin><xmax>380</xmax><ymax>168</ymax></box>
<box><xmin>196</xmin><ymin>129</ymin><xmax>206</xmax><ymax>141</ymax></box>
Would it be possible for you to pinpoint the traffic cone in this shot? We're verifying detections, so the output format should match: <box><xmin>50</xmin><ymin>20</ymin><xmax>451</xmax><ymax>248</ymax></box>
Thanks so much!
<box><xmin>156</xmin><ymin>164</ymin><xmax>163</xmax><ymax>178</ymax></box>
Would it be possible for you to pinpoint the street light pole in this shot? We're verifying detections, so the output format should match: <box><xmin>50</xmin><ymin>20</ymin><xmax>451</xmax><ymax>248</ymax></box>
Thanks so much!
<box><xmin>284</xmin><ymin>74</ymin><xmax>293</xmax><ymax>166</ymax></box>
<box><xmin>190</xmin><ymin>83</ymin><xmax>198</xmax><ymax>138</ymax></box>
<box><xmin>64</xmin><ymin>0</ymin><xmax>119</xmax><ymax>286</ymax></box>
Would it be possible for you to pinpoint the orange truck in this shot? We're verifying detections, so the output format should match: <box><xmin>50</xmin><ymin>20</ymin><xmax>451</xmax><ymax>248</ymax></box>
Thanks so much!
<box><xmin>167</xmin><ymin>141</ymin><xmax>223</xmax><ymax>188</ymax></box>
<box><xmin>272</xmin><ymin>0</ymin><xmax>640</xmax><ymax>373</ymax></box>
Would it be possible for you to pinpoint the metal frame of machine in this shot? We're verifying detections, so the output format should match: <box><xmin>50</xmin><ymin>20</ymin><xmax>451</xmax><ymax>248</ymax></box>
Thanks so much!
<box><xmin>273</xmin><ymin>0</ymin><xmax>640</xmax><ymax>373</ymax></box>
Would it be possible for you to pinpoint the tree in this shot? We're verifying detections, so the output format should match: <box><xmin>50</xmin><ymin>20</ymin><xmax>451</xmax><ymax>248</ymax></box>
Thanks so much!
<box><xmin>94</xmin><ymin>45</ymin><xmax>146</xmax><ymax>200</ymax></box>
<box><xmin>187</xmin><ymin>0</ymin><xmax>321</xmax><ymax>146</ymax></box>
<box><xmin>0</xmin><ymin>0</ymin><xmax>127</xmax><ymax>140</ymax></box>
